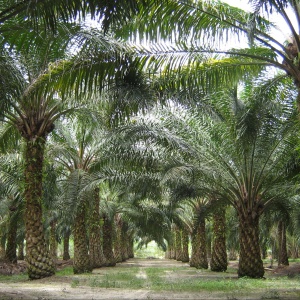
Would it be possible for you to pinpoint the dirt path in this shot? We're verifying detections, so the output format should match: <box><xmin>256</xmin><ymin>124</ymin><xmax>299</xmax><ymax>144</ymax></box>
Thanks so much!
<box><xmin>0</xmin><ymin>258</ymin><xmax>299</xmax><ymax>299</ymax></box>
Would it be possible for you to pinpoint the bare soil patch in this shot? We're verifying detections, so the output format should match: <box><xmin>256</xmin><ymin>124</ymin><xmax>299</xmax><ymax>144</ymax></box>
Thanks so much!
<box><xmin>0</xmin><ymin>258</ymin><xmax>299</xmax><ymax>299</ymax></box>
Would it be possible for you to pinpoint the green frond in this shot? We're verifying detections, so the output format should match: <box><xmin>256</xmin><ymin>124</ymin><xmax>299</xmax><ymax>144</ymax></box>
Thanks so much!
<box><xmin>140</xmin><ymin>46</ymin><xmax>270</xmax><ymax>95</ymax></box>
<box><xmin>120</xmin><ymin>0</ymin><xmax>265</xmax><ymax>43</ymax></box>
<box><xmin>0</xmin><ymin>152</ymin><xmax>23</xmax><ymax>198</ymax></box>
<box><xmin>0</xmin><ymin>123</ymin><xmax>22</xmax><ymax>153</ymax></box>
<box><xmin>0</xmin><ymin>0</ymin><xmax>147</xmax><ymax>33</ymax></box>
<box><xmin>0</xmin><ymin>51</ymin><xmax>26</xmax><ymax>113</ymax></box>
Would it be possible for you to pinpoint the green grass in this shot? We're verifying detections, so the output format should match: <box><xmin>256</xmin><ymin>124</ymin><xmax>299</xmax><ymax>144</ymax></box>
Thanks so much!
<box><xmin>1</xmin><ymin>259</ymin><xmax>300</xmax><ymax>299</ymax></box>
<box><xmin>62</xmin><ymin>265</ymin><xmax>300</xmax><ymax>297</ymax></box>
<box><xmin>56</xmin><ymin>266</ymin><xmax>74</xmax><ymax>276</ymax></box>
<box><xmin>288</xmin><ymin>258</ymin><xmax>300</xmax><ymax>263</ymax></box>
<box><xmin>0</xmin><ymin>273</ymin><xmax>28</xmax><ymax>282</ymax></box>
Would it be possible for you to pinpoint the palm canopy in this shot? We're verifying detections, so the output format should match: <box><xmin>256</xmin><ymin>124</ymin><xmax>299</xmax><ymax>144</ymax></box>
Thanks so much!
<box><xmin>111</xmin><ymin>0</ymin><xmax>300</xmax><ymax>107</ymax></box>
<box><xmin>0</xmin><ymin>0</ymin><xmax>150</xmax><ymax>34</ymax></box>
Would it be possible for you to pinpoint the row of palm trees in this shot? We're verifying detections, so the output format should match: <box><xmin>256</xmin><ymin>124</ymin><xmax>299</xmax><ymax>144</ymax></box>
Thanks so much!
<box><xmin>0</xmin><ymin>0</ymin><xmax>300</xmax><ymax>280</ymax></box>
<box><xmin>2</xmin><ymin>78</ymin><xmax>299</xmax><ymax>278</ymax></box>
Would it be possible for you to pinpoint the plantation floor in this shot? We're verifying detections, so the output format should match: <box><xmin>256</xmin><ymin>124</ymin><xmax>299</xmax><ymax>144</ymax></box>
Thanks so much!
<box><xmin>0</xmin><ymin>258</ymin><xmax>300</xmax><ymax>300</ymax></box>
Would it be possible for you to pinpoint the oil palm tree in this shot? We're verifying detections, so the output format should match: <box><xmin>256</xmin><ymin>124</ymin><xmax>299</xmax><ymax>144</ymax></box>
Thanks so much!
<box><xmin>48</xmin><ymin>116</ymin><xmax>110</xmax><ymax>273</ymax></box>
<box><xmin>120</xmin><ymin>73</ymin><xmax>298</xmax><ymax>277</ymax></box>
<box><xmin>0</xmin><ymin>13</ymin><xmax>161</xmax><ymax>277</ymax></box>
<box><xmin>190</xmin><ymin>83</ymin><xmax>297</xmax><ymax>277</ymax></box>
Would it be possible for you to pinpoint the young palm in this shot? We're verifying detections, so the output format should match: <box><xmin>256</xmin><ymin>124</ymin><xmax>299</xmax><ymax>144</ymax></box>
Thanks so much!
<box><xmin>48</xmin><ymin>115</ymin><xmax>111</xmax><ymax>273</ymax></box>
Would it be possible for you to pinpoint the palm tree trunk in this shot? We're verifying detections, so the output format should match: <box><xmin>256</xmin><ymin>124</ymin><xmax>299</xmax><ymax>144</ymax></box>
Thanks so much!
<box><xmin>190</xmin><ymin>226</ymin><xmax>199</xmax><ymax>267</ymax></box>
<box><xmin>175</xmin><ymin>226</ymin><xmax>183</xmax><ymax>261</ymax></box>
<box><xmin>210</xmin><ymin>207</ymin><xmax>227</xmax><ymax>272</ymax></box>
<box><xmin>17</xmin><ymin>239</ymin><xmax>25</xmax><ymax>260</ymax></box>
<box><xmin>181</xmin><ymin>228</ymin><xmax>189</xmax><ymax>263</ymax></box>
<box><xmin>170</xmin><ymin>228</ymin><xmax>176</xmax><ymax>259</ymax></box>
<box><xmin>102</xmin><ymin>213</ymin><xmax>116</xmax><ymax>267</ymax></box>
<box><xmin>73</xmin><ymin>200</ymin><xmax>92</xmax><ymax>274</ymax></box>
<box><xmin>128</xmin><ymin>235</ymin><xmax>134</xmax><ymax>258</ymax></box>
<box><xmin>198</xmin><ymin>219</ymin><xmax>208</xmax><ymax>269</ymax></box>
<box><xmin>206</xmin><ymin>235</ymin><xmax>212</xmax><ymax>260</ymax></box>
<box><xmin>238</xmin><ymin>212</ymin><xmax>264</xmax><ymax>278</ymax></box>
<box><xmin>114</xmin><ymin>215</ymin><xmax>122</xmax><ymax>263</ymax></box>
<box><xmin>0</xmin><ymin>234</ymin><xmax>5</xmax><ymax>260</ymax></box>
<box><xmin>89</xmin><ymin>188</ymin><xmax>105</xmax><ymax>268</ymax></box>
<box><xmin>278</xmin><ymin>220</ymin><xmax>289</xmax><ymax>266</ymax></box>
<box><xmin>63</xmin><ymin>231</ymin><xmax>71</xmax><ymax>260</ymax></box>
<box><xmin>24</xmin><ymin>139</ymin><xmax>55</xmax><ymax>279</ymax></box>
<box><xmin>190</xmin><ymin>219</ymin><xmax>208</xmax><ymax>269</ymax></box>
<box><xmin>49</xmin><ymin>220</ymin><xmax>57</xmax><ymax>261</ymax></box>
<box><xmin>5</xmin><ymin>208</ymin><xmax>18</xmax><ymax>263</ymax></box>
<box><xmin>121</xmin><ymin>229</ymin><xmax>128</xmax><ymax>261</ymax></box>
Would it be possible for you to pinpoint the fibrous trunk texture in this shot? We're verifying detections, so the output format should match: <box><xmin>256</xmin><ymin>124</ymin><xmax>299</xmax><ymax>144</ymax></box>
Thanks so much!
<box><xmin>181</xmin><ymin>229</ymin><xmax>189</xmax><ymax>263</ymax></box>
<box><xmin>114</xmin><ymin>215</ymin><xmax>123</xmax><ymax>263</ymax></box>
<box><xmin>238</xmin><ymin>212</ymin><xmax>264</xmax><ymax>278</ymax></box>
<box><xmin>24</xmin><ymin>139</ymin><xmax>55</xmax><ymax>279</ymax></box>
<box><xmin>175</xmin><ymin>226</ymin><xmax>183</xmax><ymax>261</ymax></box>
<box><xmin>190</xmin><ymin>227</ymin><xmax>199</xmax><ymax>267</ymax></box>
<box><xmin>17</xmin><ymin>240</ymin><xmax>25</xmax><ymax>260</ymax></box>
<box><xmin>73</xmin><ymin>200</ymin><xmax>92</xmax><ymax>274</ymax></box>
<box><xmin>170</xmin><ymin>229</ymin><xmax>176</xmax><ymax>259</ymax></box>
<box><xmin>128</xmin><ymin>236</ymin><xmax>134</xmax><ymax>258</ymax></box>
<box><xmin>278</xmin><ymin>220</ymin><xmax>289</xmax><ymax>266</ymax></box>
<box><xmin>89</xmin><ymin>188</ymin><xmax>105</xmax><ymax>268</ymax></box>
<box><xmin>190</xmin><ymin>219</ymin><xmax>208</xmax><ymax>269</ymax></box>
<box><xmin>121</xmin><ymin>228</ymin><xmax>128</xmax><ymax>261</ymax></box>
<box><xmin>49</xmin><ymin>220</ymin><xmax>57</xmax><ymax>260</ymax></box>
<box><xmin>5</xmin><ymin>208</ymin><xmax>18</xmax><ymax>263</ymax></box>
<box><xmin>102</xmin><ymin>213</ymin><xmax>116</xmax><ymax>267</ymax></box>
<box><xmin>63</xmin><ymin>231</ymin><xmax>71</xmax><ymax>261</ymax></box>
<box><xmin>198</xmin><ymin>219</ymin><xmax>208</xmax><ymax>269</ymax></box>
<box><xmin>0</xmin><ymin>235</ymin><xmax>5</xmax><ymax>260</ymax></box>
<box><xmin>210</xmin><ymin>208</ymin><xmax>227</xmax><ymax>272</ymax></box>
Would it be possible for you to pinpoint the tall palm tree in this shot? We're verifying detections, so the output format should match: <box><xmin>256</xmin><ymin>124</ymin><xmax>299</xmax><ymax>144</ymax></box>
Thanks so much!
<box><xmin>192</xmin><ymin>84</ymin><xmax>296</xmax><ymax>277</ymax></box>
<box><xmin>0</xmin><ymin>14</ymin><xmax>160</xmax><ymax>277</ymax></box>
<box><xmin>121</xmin><ymin>74</ymin><xmax>298</xmax><ymax>277</ymax></box>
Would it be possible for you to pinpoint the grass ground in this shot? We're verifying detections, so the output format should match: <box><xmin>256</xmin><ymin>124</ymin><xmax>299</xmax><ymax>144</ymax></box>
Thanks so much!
<box><xmin>0</xmin><ymin>258</ymin><xmax>299</xmax><ymax>299</ymax></box>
